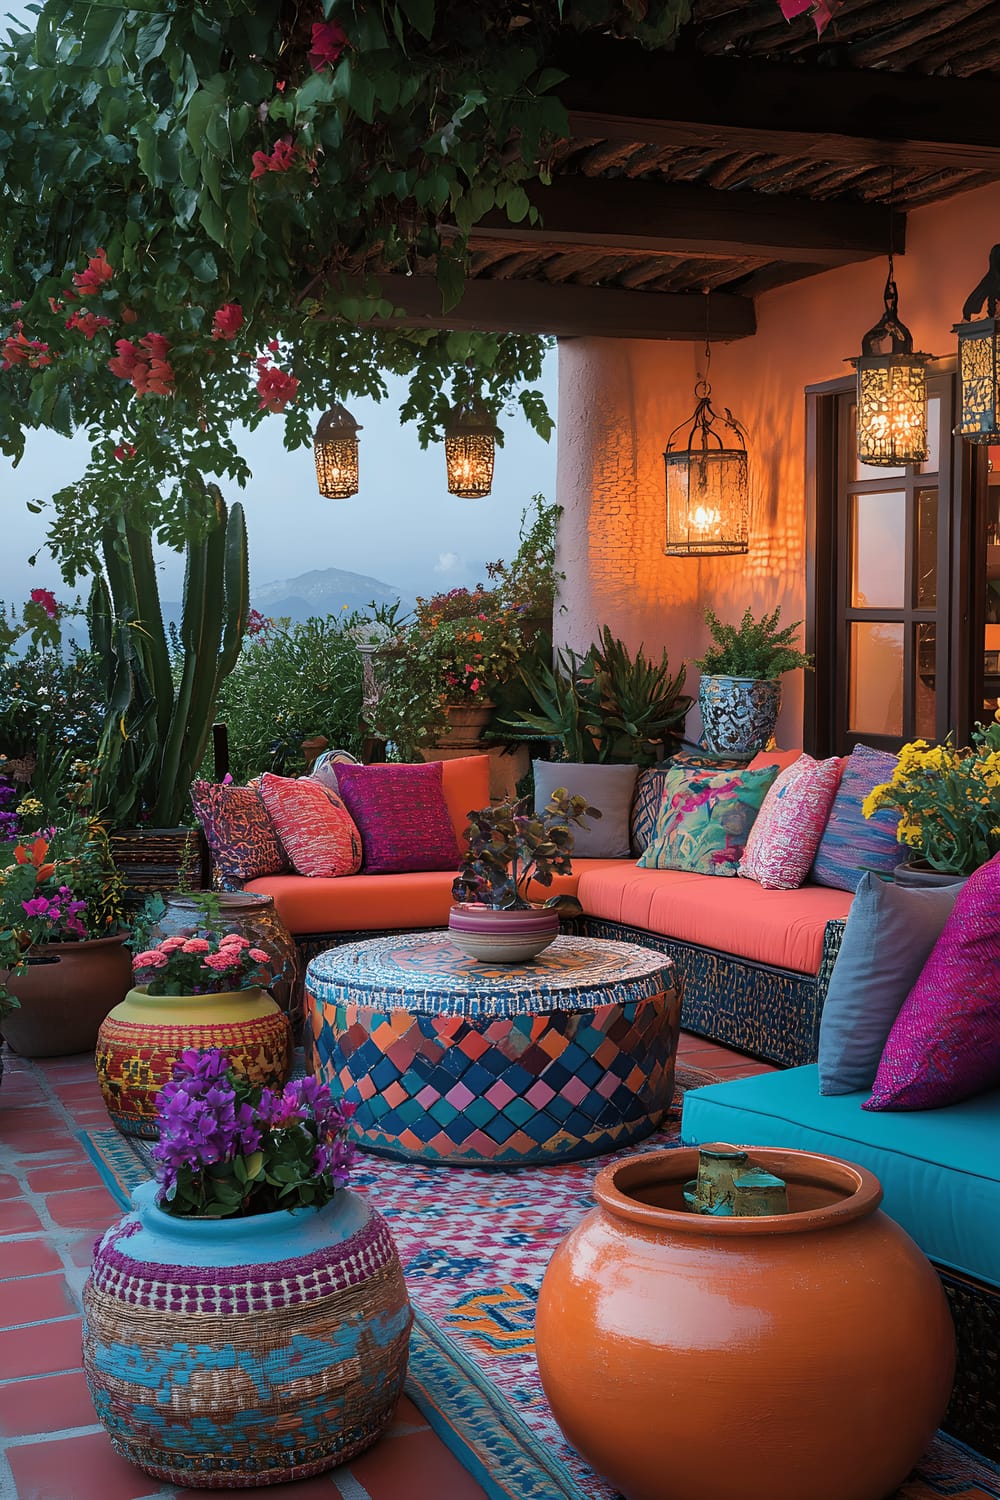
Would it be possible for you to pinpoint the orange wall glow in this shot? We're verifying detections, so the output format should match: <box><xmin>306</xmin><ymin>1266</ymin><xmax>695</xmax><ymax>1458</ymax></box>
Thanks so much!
<box><xmin>555</xmin><ymin>179</ymin><xmax>1000</xmax><ymax>747</ymax></box>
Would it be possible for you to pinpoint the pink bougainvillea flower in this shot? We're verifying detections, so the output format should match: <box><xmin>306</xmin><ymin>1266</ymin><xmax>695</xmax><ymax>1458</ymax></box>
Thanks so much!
<box><xmin>140</xmin><ymin>332</ymin><xmax>171</xmax><ymax>361</ymax></box>
<box><xmin>113</xmin><ymin>442</ymin><xmax>137</xmax><ymax>461</ymax></box>
<box><xmin>107</xmin><ymin>339</ymin><xmax>143</xmax><ymax>380</ymax></box>
<box><xmin>47</xmin><ymin>297</ymin><xmax>64</xmax><ymax>314</ymax></box>
<box><xmin>72</xmin><ymin>247</ymin><xmax>114</xmax><ymax>296</ymax></box>
<box><xmin>108</xmin><ymin>335</ymin><xmax>174</xmax><ymax>396</ymax></box>
<box><xmin>250</xmin><ymin>137</ymin><xmax>300</xmax><ymax>180</ymax></box>
<box><xmin>29</xmin><ymin>587</ymin><xmax>59</xmax><ymax>619</ymax></box>
<box><xmin>255</xmin><ymin>358</ymin><xmax>299</xmax><ymax>412</ymax></box>
<box><xmin>309</xmin><ymin>19</ymin><xmax>348</xmax><ymax>70</ymax></box>
<box><xmin>2</xmin><ymin>330</ymin><xmax>52</xmax><ymax>370</ymax></box>
<box><xmin>65</xmin><ymin>309</ymin><xmax>112</xmax><ymax>340</ymax></box>
<box><xmin>776</xmin><ymin>0</ymin><xmax>842</xmax><ymax>35</ymax></box>
<box><xmin>211</xmin><ymin>303</ymin><xmax>244</xmax><ymax>340</ymax></box>
<box><xmin>245</xmin><ymin>608</ymin><xmax>270</xmax><ymax>637</ymax></box>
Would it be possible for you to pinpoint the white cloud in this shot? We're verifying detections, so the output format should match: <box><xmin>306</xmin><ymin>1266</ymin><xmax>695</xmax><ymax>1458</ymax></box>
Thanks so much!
<box><xmin>433</xmin><ymin>551</ymin><xmax>462</xmax><ymax>575</ymax></box>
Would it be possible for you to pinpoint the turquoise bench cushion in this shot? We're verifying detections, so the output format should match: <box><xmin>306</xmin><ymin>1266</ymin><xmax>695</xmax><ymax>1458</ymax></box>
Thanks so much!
<box><xmin>681</xmin><ymin>1065</ymin><xmax>1000</xmax><ymax>1288</ymax></box>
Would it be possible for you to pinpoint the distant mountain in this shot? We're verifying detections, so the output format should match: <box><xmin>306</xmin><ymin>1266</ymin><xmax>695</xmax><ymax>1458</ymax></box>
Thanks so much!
<box><xmin>250</xmin><ymin>567</ymin><xmax>413</xmax><ymax>624</ymax></box>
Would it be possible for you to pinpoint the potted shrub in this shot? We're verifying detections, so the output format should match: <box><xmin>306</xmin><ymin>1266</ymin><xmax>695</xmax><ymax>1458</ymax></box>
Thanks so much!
<box><xmin>82</xmin><ymin>1049</ymin><xmax>412</xmax><ymax>1488</ymax></box>
<box><xmin>0</xmin><ymin>814</ymin><xmax>132</xmax><ymax>1058</ymax></box>
<box><xmin>694</xmin><ymin>606</ymin><xmax>813</xmax><ymax>756</ymax></box>
<box><xmin>449</xmin><ymin>788</ymin><xmax>599</xmax><ymax>962</ymax></box>
<box><xmin>95</xmin><ymin>927</ymin><xmax>291</xmax><ymax>1137</ymax></box>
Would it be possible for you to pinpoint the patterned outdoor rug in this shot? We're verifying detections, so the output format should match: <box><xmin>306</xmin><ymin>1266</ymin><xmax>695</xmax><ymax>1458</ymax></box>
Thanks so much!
<box><xmin>81</xmin><ymin>1064</ymin><xmax>1000</xmax><ymax>1500</ymax></box>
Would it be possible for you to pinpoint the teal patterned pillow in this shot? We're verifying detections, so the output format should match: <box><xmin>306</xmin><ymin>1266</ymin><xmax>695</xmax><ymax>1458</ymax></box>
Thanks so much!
<box><xmin>630</xmin><ymin>754</ymin><xmax>749</xmax><ymax>856</ymax></box>
<box><xmin>637</xmin><ymin>766</ymin><xmax>779</xmax><ymax>876</ymax></box>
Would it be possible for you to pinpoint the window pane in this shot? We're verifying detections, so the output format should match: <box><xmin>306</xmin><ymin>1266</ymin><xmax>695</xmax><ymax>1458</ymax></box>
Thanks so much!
<box><xmin>851</xmin><ymin>403</ymin><xmax>905</xmax><ymax>480</ymax></box>
<box><xmin>915</xmin><ymin>624</ymin><xmax>936</xmax><ymax>739</ymax></box>
<box><xmin>850</xmin><ymin>622</ymin><xmax>904</xmax><ymax>736</ymax></box>
<box><xmin>851</xmin><ymin>491</ymin><xmax>906</xmax><ymax>608</ymax></box>
<box><xmin>919</xmin><ymin>396</ymin><xmax>941</xmax><ymax>475</ymax></box>
<box><xmin>916</xmin><ymin>489</ymin><xmax>938</xmax><ymax>609</ymax></box>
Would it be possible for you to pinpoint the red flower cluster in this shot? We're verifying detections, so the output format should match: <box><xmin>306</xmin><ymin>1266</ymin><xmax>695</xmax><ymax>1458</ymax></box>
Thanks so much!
<box><xmin>255</xmin><ymin>356</ymin><xmax>299</xmax><ymax>412</ymax></box>
<box><xmin>29</xmin><ymin>588</ymin><xmax>59</xmax><ymax>620</ymax></box>
<box><xmin>113</xmin><ymin>442</ymin><xmax>137</xmax><ymax>461</ymax></box>
<box><xmin>2</xmin><ymin>329</ymin><xmax>52</xmax><ymax>370</ymax></box>
<box><xmin>108</xmin><ymin>332</ymin><xmax>175</xmax><ymax>396</ymax></box>
<box><xmin>309</xmin><ymin>20</ymin><xmax>348</xmax><ymax>71</ymax></box>
<box><xmin>250</xmin><ymin>138</ymin><xmax>300</xmax><ymax>180</ymax></box>
<box><xmin>72</xmin><ymin>248</ymin><xmax>114</xmax><ymax>296</ymax></box>
<box><xmin>211</xmin><ymin>303</ymin><xmax>244</xmax><ymax>340</ymax></box>
<box><xmin>66</xmin><ymin>310</ymin><xmax>112</xmax><ymax>340</ymax></box>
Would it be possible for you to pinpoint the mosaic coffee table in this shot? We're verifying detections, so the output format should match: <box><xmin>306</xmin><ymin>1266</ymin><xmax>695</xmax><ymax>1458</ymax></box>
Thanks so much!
<box><xmin>304</xmin><ymin>931</ymin><xmax>680</xmax><ymax>1166</ymax></box>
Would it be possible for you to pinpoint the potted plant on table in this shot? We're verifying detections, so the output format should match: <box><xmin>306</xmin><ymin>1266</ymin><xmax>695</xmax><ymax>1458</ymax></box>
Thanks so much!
<box><xmin>82</xmin><ymin>1048</ymin><xmax>411</xmax><ymax>1489</ymax></box>
<box><xmin>862</xmin><ymin>716</ymin><xmax>1000</xmax><ymax>882</ymax></box>
<box><xmin>694</xmin><ymin>606</ymin><xmax>813</xmax><ymax>756</ymax></box>
<box><xmin>449</xmin><ymin>787</ymin><xmax>600</xmax><ymax>962</ymax></box>
<box><xmin>0</xmin><ymin>812</ymin><xmax>131</xmax><ymax>1059</ymax></box>
<box><xmin>95</xmin><ymin>926</ymin><xmax>292</xmax><ymax>1138</ymax></box>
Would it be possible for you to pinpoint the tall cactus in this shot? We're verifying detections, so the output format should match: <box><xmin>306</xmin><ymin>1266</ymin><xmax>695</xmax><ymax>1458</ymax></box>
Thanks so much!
<box><xmin>87</xmin><ymin>487</ymin><xmax>249</xmax><ymax>827</ymax></box>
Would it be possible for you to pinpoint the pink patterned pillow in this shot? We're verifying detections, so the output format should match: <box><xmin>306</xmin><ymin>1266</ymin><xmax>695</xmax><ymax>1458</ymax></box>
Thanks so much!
<box><xmin>738</xmin><ymin>754</ymin><xmax>842</xmax><ymax>891</ymax></box>
<box><xmin>334</xmin><ymin>760</ymin><xmax>461</xmax><ymax>874</ymax></box>
<box><xmin>864</xmin><ymin>852</ymin><xmax>1000</xmax><ymax>1111</ymax></box>
<box><xmin>256</xmin><ymin>773</ymin><xmax>362</xmax><ymax>879</ymax></box>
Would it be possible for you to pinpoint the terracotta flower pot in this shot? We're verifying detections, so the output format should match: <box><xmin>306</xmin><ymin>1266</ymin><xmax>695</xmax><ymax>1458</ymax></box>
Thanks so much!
<box><xmin>1</xmin><ymin>932</ymin><xmax>133</xmax><ymax>1058</ymax></box>
<box><xmin>83</xmin><ymin>1178</ymin><xmax>412</xmax><ymax>1488</ymax></box>
<box><xmin>96</xmin><ymin>985</ymin><xmax>291</xmax><ymax>1138</ymax></box>
<box><xmin>535</xmin><ymin>1145</ymin><xmax>955</xmax><ymax>1500</ymax></box>
<box><xmin>447</xmin><ymin>903</ymin><xmax>559</xmax><ymax>963</ymax></box>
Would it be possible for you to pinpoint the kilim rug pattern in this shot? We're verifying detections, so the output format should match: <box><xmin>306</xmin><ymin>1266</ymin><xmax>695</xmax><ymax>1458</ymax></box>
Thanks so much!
<box><xmin>81</xmin><ymin>1066</ymin><xmax>1000</xmax><ymax>1500</ymax></box>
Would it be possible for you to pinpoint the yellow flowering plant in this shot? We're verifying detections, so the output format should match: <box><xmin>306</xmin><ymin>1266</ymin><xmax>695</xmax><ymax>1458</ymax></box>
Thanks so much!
<box><xmin>862</xmin><ymin>716</ymin><xmax>1000</xmax><ymax>875</ymax></box>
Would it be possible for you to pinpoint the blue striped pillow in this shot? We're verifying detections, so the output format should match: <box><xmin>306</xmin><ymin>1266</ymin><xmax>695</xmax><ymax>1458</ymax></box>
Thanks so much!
<box><xmin>810</xmin><ymin>744</ymin><xmax>901</xmax><ymax>892</ymax></box>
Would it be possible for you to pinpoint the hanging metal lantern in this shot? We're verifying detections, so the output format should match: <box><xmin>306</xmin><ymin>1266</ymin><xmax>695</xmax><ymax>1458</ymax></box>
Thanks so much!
<box><xmin>849</xmin><ymin>266</ymin><xmax>931</xmax><ymax>467</ymax></box>
<box><xmin>663</xmin><ymin>379</ymin><xmax>749</xmax><ymax>556</ymax></box>
<box><xmin>313</xmin><ymin>404</ymin><xmax>362</xmax><ymax>498</ymax></box>
<box><xmin>444</xmin><ymin>401</ymin><xmax>497</xmax><ymax>498</ymax></box>
<box><xmin>953</xmin><ymin>243</ymin><xmax>1000</xmax><ymax>445</ymax></box>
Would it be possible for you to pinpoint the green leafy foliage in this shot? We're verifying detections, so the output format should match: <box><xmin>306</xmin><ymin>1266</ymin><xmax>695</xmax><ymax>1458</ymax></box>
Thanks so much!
<box><xmin>0</xmin><ymin>4</ymin><xmax>690</xmax><ymax>570</ymax></box>
<box><xmin>694</xmin><ymin>607</ymin><xmax>813</xmax><ymax>681</ymax></box>
<box><xmin>497</xmin><ymin>625</ymin><xmax>692</xmax><ymax>765</ymax></box>
<box><xmin>452</xmin><ymin>786</ymin><xmax>600</xmax><ymax>910</ymax></box>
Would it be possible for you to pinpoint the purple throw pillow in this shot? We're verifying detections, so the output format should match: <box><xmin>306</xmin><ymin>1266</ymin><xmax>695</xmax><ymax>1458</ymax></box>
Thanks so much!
<box><xmin>864</xmin><ymin>852</ymin><xmax>1000</xmax><ymax>1111</ymax></box>
<box><xmin>333</xmin><ymin>760</ymin><xmax>461</xmax><ymax>874</ymax></box>
<box><xmin>190</xmin><ymin>780</ymin><xmax>287</xmax><ymax>882</ymax></box>
<box><xmin>810</xmin><ymin>743</ymin><xmax>901</xmax><ymax>892</ymax></box>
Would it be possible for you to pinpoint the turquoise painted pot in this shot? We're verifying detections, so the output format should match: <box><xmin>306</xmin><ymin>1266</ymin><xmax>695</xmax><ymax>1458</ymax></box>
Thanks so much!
<box><xmin>82</xmin><ymin>1179</ymin><xmax>412</xmax><ymax>1488</ymax></box>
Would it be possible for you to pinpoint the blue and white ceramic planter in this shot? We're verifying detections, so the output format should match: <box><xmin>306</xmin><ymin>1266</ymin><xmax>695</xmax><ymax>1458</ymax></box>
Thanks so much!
<box><xmin>82</xmin><ymin>1179</ymin><xmax>412</xmax><ymax>1488</ymax></box>
<box><xmin>698</xmin><ymin>674</ymin><xmax>783</xmax><ymax>756</ymax></box>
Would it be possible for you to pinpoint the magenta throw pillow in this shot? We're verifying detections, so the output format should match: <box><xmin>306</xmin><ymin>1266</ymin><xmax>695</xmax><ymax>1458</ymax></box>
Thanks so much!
<box><xmin>738</xmin><ymin>754</ymin><xmax>842</xmax><ymax>891</ymax></box>
<box><xmin>190</xmin><ymin>780</ymin><xmax>287</xmax><ymax>882</ymax></box>
<box><xmin>864</xmin><ymin>852</ymin><xmax>1000</xmax><ymax>1111</ymax></box>
<box><xmin>334</xmin><ymin>761</ymin><xmax>461</xmax><ymax>874</ymax></box>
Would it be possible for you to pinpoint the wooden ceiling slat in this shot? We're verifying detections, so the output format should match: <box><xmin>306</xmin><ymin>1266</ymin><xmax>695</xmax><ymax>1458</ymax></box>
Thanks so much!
<box><xmin>891</xmin><ymin>7</ymin><xmax>1000</xmax><ymax>70</ymax></box>
<box><xmin>846</xmin><ymin>0</ymin><xmax>994</xmax><ymax>65</ymax></box>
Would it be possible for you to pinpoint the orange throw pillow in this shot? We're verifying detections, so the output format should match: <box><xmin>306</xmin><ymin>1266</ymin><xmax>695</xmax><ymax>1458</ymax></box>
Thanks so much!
<box><xmin>256</xmin><ymin>773</ymin><xmax>362</xmax><ymax>878</ymax></box>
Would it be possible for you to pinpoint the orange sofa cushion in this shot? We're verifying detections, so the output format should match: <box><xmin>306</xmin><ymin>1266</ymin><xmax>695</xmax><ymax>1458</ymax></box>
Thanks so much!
<box><xmin>439</xmin><ymin>755</ymin><xmax>491</xmax><ymax>847</ymax></box>
<box><xmin>575</xmin><ymin>863</ymin><xmax>853</xmax><ymax>975</ymax></box>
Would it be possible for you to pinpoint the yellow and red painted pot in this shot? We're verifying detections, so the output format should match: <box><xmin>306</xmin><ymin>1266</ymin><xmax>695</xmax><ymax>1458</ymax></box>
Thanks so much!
<box><xmin>95</xmin><ymin>985</ymin><xmax>292</xmax><ymax>1138</ymax></box>
<box><xmin>536</xmin><ymin>1144</ymin><xmax>956</xmax><ymax>1500</ymax></box>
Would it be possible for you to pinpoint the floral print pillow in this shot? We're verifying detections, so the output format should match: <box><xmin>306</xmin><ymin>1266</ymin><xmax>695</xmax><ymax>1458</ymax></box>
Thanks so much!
<box><xmin>637</xmin><ymin>766</ymin><xmax>779</xmax><ymax>877</ymax></box>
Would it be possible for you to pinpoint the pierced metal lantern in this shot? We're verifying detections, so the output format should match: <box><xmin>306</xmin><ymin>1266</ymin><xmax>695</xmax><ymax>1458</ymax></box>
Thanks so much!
<box><xmin>313</xmin><ymin>403</ymin><xmax>362</xmax><ymax>498</ymax></box>
<box><xmin>953</xmin><ymin>243</ymin><xmax>1000</xmax><ymax>445</ymax></box>
<box><xmin>663</xmin><ymin>381</ymin><xmax>749</xmax><ymax>556</ymax></box>
<box><xmin>444</xmin><ymin>401</ymin><xmax>498</xmax><ymax>498</ymax></box>
<box><xmin>849</xmin><ymin>269</ymin><xmax>931</xmax><ymax>467</ymax></box>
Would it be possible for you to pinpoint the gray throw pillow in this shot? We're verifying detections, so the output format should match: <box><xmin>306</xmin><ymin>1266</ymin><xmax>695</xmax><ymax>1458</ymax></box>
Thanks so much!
<box><xmin>817</xmin><ymin>872</ymin><xmax>962</xmax><ymax>1095</ymax></box>
<box><xmin>533</xmin><ymin>760</ymin><xmax>638</xmax><ymax>860</ymax></box>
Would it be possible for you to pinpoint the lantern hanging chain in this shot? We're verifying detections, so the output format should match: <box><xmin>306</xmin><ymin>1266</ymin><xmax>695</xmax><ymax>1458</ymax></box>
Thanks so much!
<box><xmin>884</xmin><ymin>166</ymin><xmax>898</xmax><ymax>318</ymax></box>
<box><xmin>696</xmin><ymin>287</ymin><xmax>712</xmax><ymax>400</ymax></box>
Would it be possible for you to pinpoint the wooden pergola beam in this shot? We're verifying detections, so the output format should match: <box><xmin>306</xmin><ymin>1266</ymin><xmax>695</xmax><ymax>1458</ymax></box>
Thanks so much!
<box><xmin>471</xmin><ymin>177</ymin><xmax>904</xmax><ymax>266</ymax></box>
<box><xmin>350</xmin><ymin>274</ymin><xmax>756</xmax><ymax>341</ymax></box>
<box><xmin>556</xmin><ymin>38</ymin><xmax>1000</xmax><ymax>172</ymax></box>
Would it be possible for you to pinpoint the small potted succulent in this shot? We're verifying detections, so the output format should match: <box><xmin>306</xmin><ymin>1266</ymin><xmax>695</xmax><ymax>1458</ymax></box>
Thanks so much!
<box><xmin>694</xmin><ymin>606</ymin><xmax>813</xmax><ymax>756</ymax></box>
<box><xmin>449</xmin><ymin>787</ymin><xmax>599</xmax><ymax>962</ymax></box>
<box><xmin>82</xmin><ymin>1048</ymin><xmax>411</xmax><ymax>1488</ymax></box>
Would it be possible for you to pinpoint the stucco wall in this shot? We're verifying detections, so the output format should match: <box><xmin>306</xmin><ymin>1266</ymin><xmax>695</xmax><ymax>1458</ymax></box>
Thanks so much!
<box><xmin>554</xmin><ymin>178</ymin><xmax>1000</xmax><ymax>747</ymax></box>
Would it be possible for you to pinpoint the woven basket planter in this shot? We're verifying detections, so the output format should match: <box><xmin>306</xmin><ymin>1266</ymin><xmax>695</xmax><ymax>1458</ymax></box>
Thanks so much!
<box><xmin>83</xmin><ymin>1179</ymin><xmax>412</xmax><ymax>1488</ymax></box>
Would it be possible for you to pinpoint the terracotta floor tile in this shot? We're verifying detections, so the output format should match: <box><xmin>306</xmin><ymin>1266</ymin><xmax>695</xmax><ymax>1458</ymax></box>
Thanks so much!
<box><xmin>0</xmin><ymin>1173</ymin><xmax>20</xmax><ymax>1199</ymax></box>
<box><xmin>6</xmin><ymin>1129</ymin><xmax>87</xmax><ymax>1157</ymax></box>
<box><xmin>0</xmin><ymin>1368</ymin><xmax>97</xmax><ymax>1436</ymax></box>
<box><xmin>0</xmin><ymin>1198</ymin><xmax>44</xmax><ymax>1235</ymax></box>
<box><xmin>44</xmin><ymin>1185</ymin><xmax>120</xmax><ymax>1231</ymax></box>
<box><xmin>0</xmin><ymin>1237</ymin><xmax>63</xmax><ymax>1278</ymax></box>
<box><xmin>388</xmin><ymin>1394</ymin><xmax>430</xmax><ymax>1431</ymax></box>
<box><xmin>68</xmin><ymin>1233</ymin><xmax>104</xmax><ymax>1269</ymax></box>
<box><xmin>349</xmin><ymin>1427</ymin><xmax>489</xmax><ymax>1499</ymax></box>
<box><xmin>48</xmin><ymin>1078</ymin><xmax>102</xmax><ymax>1100</ymax></box>
<box><xmin>0</xmin><ymin>1272</ymin><xmax>77</xmax><ymax>1329</ymax></box>
<box><xmin>176</xmin><ymin>1474</ymin><xmax>345</xmax><ymax>1498</ymax></box>
<box><xmin>6</xmin><ymin>1428</ymin><xmax>159</xmax><ymax>1500</ymax></box>
<box><xmin>0</xmin><ymin>1316</ymin><xmax>82</xmax><ymax>1379</ymax></box>
<box><xmin>25</xmin><ymin>1160</ymin><xmax>104</xmax><ymax>1194</ymax></box>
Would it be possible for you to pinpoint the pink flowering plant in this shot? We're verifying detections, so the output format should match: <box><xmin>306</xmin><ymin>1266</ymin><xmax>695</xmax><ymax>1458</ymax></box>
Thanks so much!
<box><xmin>152</xmin><ymin>1049</ymin><xmax>355</xmax><ymax>1219</ymax></box>
<box><xmin>131</xmin><ymin>932</ymin><xmax>277</xmax><ymax>997</ymax></box>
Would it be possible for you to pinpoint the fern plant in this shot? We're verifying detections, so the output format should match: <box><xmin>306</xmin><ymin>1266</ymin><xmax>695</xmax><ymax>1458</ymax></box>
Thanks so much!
<box><xmin>694</xmin><ymin>608</ymin><xmax>813</xmax><ymax>681</ymax></box>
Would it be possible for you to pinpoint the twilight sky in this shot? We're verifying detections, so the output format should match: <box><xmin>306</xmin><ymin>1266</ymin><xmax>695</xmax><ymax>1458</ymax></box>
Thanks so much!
<box><xmin>0</xmin><ymin>3</ymin><xmax>558</xmax><ymax>608</ymax></box>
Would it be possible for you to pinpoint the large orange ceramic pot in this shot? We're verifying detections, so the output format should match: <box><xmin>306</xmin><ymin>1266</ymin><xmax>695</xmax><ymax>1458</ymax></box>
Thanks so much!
<box><xmin>535</xmin><ymin>1145</ymin><xmax>955</xmax><ymax>1500</ymax></box>
<box><xmin>1</xmin><ymin>933</ymin><xmax>133</xmax><ymax>1058</ymax></box>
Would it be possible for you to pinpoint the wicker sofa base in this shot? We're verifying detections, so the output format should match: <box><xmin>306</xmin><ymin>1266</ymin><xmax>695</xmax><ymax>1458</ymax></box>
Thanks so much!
<box><xmin>572</xmin><ymin>916</ymin><xmax>846</xmax><ymax>1069</ymax></box>
<box><xmin>940</xmin><ymin>1268</ymin><xmax>1000</xmax><ymax>1461</ymax></box>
